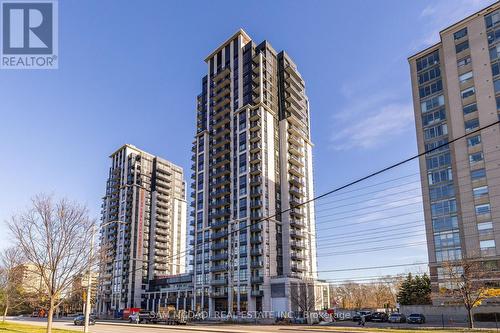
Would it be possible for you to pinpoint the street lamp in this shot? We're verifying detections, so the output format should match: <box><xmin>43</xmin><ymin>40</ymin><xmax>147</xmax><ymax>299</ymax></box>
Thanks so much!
<box><xmin>84</xmin><ymin>220</ymin><xmax>127</xmax><ymax>333</ymax></box>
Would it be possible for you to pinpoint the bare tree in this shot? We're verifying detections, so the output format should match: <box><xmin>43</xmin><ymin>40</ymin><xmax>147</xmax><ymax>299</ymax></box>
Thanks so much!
<box><xmin>0</xmin><ymin>247</ymin><xmax>24</xmax><ymax>322</ymax></box>
<box><xmin>442</xmin><ymin>258</ymin><xmax>499</xmax><ymax>329</ymax></box>
<box><xmin>289</xmin><ymin>281</ymin><xmax>324</xmax><ymax>322</ymax></box>
<box><xmin>8</xmin><ymin>194</ymin><xmax>96</xmax><ymax>333</ymax></box>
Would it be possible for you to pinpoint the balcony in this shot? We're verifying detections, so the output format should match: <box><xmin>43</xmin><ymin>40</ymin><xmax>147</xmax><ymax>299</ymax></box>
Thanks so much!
<box><xmin>251</xmin><ymin>260</ymin><xmax>264</xmax><ymax>268</ymax></box>
<box><xmin>250</xmin><ymin>142</ymin><xmax>262</xmax><ymax>153</ymax></box>
<box><xmin>250</xmin><ymin>211</ymin><xmax>263</xmax><ymax>220</ymax></box>
<box><xmin>212</xmin><ymin>187</ymin><xmax>231</xmax><ymax>198</ymax></box>
<box><xmin>289</xmin><ymin>175</ymin><xmax>305</xmax><ymax>187</ymax></box>
<box><xmin>209</xmin><ymin>209</ymin><xmax>230</xmax><ymax>219</ymax></box>
<box><xmin>250</xmin><ymin>223</ymin><xmax>262</xmax><ymax>232</ymax></box>
<box><xmin>250</xmin><ymin>176</ymin><xmax>262</xmax><ymax>186</ymax></box>
<box><xmin>211</xmin><ymin>241</ymin><xmax>229</xmax><ymax>250</ymax></box>
<box><xmin>211</xmin><ymin>220</ymin><xmax>228</xmax><ymax>229</ymax></box>
<box><xmin>210</xmin><ymin>278</ymin><xmax>228</xmax><ymax>286</ymax></box>
<box><xmin>210</xmin><ymin>198</ymin><xmax>230</xmax><ymax>209</ymax></box>
<box><xmin>211</xmin><ymin>252</ymin><xmax>228</xmax><ymax>261</ymax></box>
<box><xmin>250</xmin><ymin>247</ymin><xmax>262</xmax><ymax>256</ymax></box>
<box><xmin>250</xmin><ymin>236</ymin><xmax>263</xmax><ymax>244</ymax></box>
<box><xmin>250</xmin><ymin>132</ymin><xmax>261</xmax><ymax>142</ymax></box>
<box><xmin>212</xmin><ymin>177</ymin><xmax>230</xmax><ymax>187</ymax></box>
<box><xmin>289</xmin><ymin>164</ymin><xmax>304</xmax><ymax>177</ymax></box>
<box><xmin>212</xmin><ymin>146</ymin><xmax>230</xmax><ymax>159</ymax></box>
<box><xmin>211</xmin><ymin>264</ymin><xmax>228</xmax><ymax>272</ymax></box>
<box><xmin>250</xmin><ymin>188</ymin><xmax>263</xmax><ymax>197</ymax></box>
<box><xmin>290</xmin><ymin>240</ymin><xmax>306</xmax><ymax>249</ymax></box>
<box><xmin>289</xmin><ymin>154</ymin><xmax>304</xmax><ymax>167</ymax></box>
<box><xmin>251</xmin><ymin>276</ymin><xmax>264</xmax><ymax>284</ymax></box>
<box><xmin>210</xmin><ymin>290</ymin><xmax>228</xmax><ymax>298</ymax></box>
<box><xmin>290</xmin><ymin>208</ymin><xmax>305</xmax><ymax>219</ymax></box>
<box><xmin>289</xmin><ymin>186</ymin><xmax>304</xmax><ymax>197</ymax></box>
<box><xmin>291</xmin><ymin>263</ymin><xmax>307</xmax><ymax>272</ymax></box>
<box><xmin>250</xmin><ymin>154</ymin><xmax>262</xmax><ymax>164</ymax></box>
<box><xmin>291</xmin><ymin>252</ymin><xmax>305</xmax><ymax>260</ymax></box>
<box><xmin>250</xmin><ymin>165</ymin><xmax>262</xmax><ymax>175</ymax></box>
<box><xmin>250</xmin><ymin>109</ymin><xmax>260</xmax><ymax>120</ymax></box>
<box><xmin>250</xmin><ymin>120</ymin><xmax>261</xmax><ymax>132</ymax></box>
<box><xmin>211</xmin><ymin>230</ymin><xmax>228</xmax><ymax>240</ymax></box>
<box><xmin>251</xmin><ymin>290</ymin><xmax>264</xmax><ymax>297</ymax></box>
<box><xmin>290</xmin><ymin>229</ymin><xmax>306</xmax><ymax>239</ymax></box>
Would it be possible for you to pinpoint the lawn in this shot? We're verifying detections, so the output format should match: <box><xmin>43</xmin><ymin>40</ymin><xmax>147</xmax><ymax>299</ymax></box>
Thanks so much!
<box><xmin>306</xmin><ymin>326</ymin><xmax>499</xmax><ymax>333</ymax></box>
<box><xmin>0</xmin><ymin>322</ymin><xmax>78</xmax><ymax>333</ymax></box>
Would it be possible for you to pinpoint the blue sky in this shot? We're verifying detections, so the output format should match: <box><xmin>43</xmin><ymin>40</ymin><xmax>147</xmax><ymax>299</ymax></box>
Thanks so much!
<box><xmin>0</xmin><ymin>0</ymin><xmax>495</xmax><ymax>281</ymax></box>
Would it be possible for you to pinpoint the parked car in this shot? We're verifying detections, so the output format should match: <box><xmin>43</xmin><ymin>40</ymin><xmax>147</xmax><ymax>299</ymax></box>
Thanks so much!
<box><xmin>352</xmin><ymin>310</ymin><xmax>372</xmax><ymax>322</ymax></box>
<box><xmin>129</xmin><ymin>311</ymin><xmax>157</xmax><ymax>324</ymax></box>
<box><xmin>388</xmin><ymin>313</ymin><xmax>406</xmax><ymax>323</ymax></box>
<box><xmin>73</xmin><ymin>315</ymin><xmax>95</xmax><ymax>326</ymax></box>
<box><xmin>407</xmin><ymin>313</ymin><xmax>426</xmax><ymax>324</ymax></box>
<box><xmin>371</xmin><ymin>312</ymin><xmax>388</xmax><ymax>322</ymax></box>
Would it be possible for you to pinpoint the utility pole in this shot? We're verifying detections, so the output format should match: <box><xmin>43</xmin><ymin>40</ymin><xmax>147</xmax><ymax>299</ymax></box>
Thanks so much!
<box><xmin>84</xmin><ymin>225</ymin><xmax>95</xmax><ymax>333</ymax></box>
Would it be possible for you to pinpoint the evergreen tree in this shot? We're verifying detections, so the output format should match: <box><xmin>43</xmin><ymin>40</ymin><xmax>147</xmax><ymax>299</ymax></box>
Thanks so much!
<box><xmin>396</xmin><ymin>273</ymin><xmax>431</xmax><ymax>305</ymax></box>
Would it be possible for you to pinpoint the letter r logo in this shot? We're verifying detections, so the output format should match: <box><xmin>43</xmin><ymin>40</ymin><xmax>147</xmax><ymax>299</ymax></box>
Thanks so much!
<box><xmin>2</xmin><ymin>2</ymin><xmax>53</xmax><ymax>54</ymax></box>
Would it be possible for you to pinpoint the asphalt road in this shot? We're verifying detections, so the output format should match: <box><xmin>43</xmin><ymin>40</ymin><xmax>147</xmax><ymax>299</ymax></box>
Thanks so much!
<box><xmin>7</xmin><ymin>318</ymin><xmax>351</xmax><ymax>333</ymax></box>
<box><xmin>6</xmin><ymin>317</ymin><xmax>500</xmax><ymax>333</ymax></box>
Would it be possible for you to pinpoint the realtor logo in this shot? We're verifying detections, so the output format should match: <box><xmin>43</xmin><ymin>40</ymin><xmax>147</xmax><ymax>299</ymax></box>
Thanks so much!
<box><xmin>1</xmin><ymin>1</ymin><xmax>58</xmax><ymax>69</ymax></box>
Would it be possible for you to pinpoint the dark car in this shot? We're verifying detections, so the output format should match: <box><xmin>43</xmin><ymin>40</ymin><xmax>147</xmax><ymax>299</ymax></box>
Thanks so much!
<box><xmin>352</xmin><ymin>311</ymin><xmax>372</xmax><ymax>322</ymax></box>
<box><xmin>73</xmin><ymin>315</ymin><xmax>95</xmax><ymax>326</ymax></box>
<box><xmin>371</xmin><ymin>312</ymin><xmax>388</xmax><ymax>322</ymax></box>
<box><xmin>388</xmin><ymin>313</ymin><xmax>406</xmax><ymax>323</ymax></box>
<box><xmin>407</xmin><ymin>313</ymin><xmax>426</xmax><ymax>324</ymax></box>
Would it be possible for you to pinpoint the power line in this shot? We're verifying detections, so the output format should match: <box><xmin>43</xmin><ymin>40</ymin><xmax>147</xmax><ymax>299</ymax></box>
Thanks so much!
<box><xmin>122</xmin><ymin>119</ymin><xmax>500</xmax><ymax>268</ymax></box>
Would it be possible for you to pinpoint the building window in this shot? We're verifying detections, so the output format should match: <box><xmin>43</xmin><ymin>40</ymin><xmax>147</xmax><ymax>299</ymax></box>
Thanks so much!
<box><xmin>425</xmin><ymin>138</ymin><xmax>449</xmax><ymax>153</ymax></box>
<box><xmin>494</xmin><ymin>78</ymin><xmax>500</xmax><ymax>93</ymax></box>
<box><xmin>473</xmin><ymin>186</ymin><xmax>489</xmax><ymax>199</ymax></box>
<box><xmin>469</xmin><ymin>152</ymin><xmax>484</xmax><ymax>164</ymax></box>
<box><xmin>419</xmin><ymin>80</ymin><xmax>443</xmax><ymax>98</ymax></box>
<box><xmin>431</xmin><ymin>199</ymin><xmax>457</xmax><ymax>217</ymax></box>
<box><xmin>422</xmin><ymin>108</ymin><xmax>446</xmax><ymax>126</ymax></box>
<box><xmin>457</xmin><ymin>56</ymin><xmax>471</xmax><ymax>67</ymax></box>
<box><xmin>455</xmin><ymin>41</ymin><xmax>469</xmax><ymax>53</ymax></box>
<box><xmin>467</xmin><ymin>134</ymin><xmax>481</xmax><ymax>147</ymax></box>
<box><xmin>471</xmin><ymin>168</ymin><xmax>486</xmax><ymax>181</ymax></box>
<box><xmin>429</xmin><ymin>183</ymin><xmax>455</xmax><ymax>201</ymax></box>
<box><xmin>493</xmin><ymin>63</ymin><xmax>500</xmax><ymax>77</ymax></box>
<box><xmin>424</xmin><ymin>123</ymin><xmax>448</xmax><ymax>140</ymax></box>
<box><xmin>454</xmin><ymin>27</ymin><xmax>468</xmax><ymax>40</ymax></box>
<box><xmin>416</xmin><ymin>51</ymin><xmax>439</xmax><ymax>72</ymax></box>
<box><xmin>475</xmin><ymin>203</ymin><xmax>491</xmax><ymax>216</ymax></box>
<box><xmin>434</xmin><ymin>231</ymin><xmax>460</xmax><ymax>248</ymax></box>
<box><xmin>480</xmin><ymin>239</ymin><xmax>496</xmax><ymax>251</ymax></box>
<box><xmin>486</xmin><ymin>10</ymin><xmax>500</xmax><ymax>29</ymax></box>
<box><xmin>428</xmin><ymin>168</ymin><xmax>452</xmax><ymax>185</ymax></box>
<box><xmin>478</xmin><ymin>222</ymin><xmax>493</xmax><ymax>237</ymax></box>
<box><xmin>490</xmin><ymin>45</ymin><xmax>500</xmax><ymax>61</ymax></box>
<box><xmin>464</xmin><ymin>118</ymin><xmax>479</xmax><ymax>133</ymax></box>
<box><xmin>418</xmin><ymin>67</ymin><xmax>441</xmax><ymax>85</ymax></box>
<box><xmin>463</xmin><ymin>103</ymin><xmax>477</xmax><ymax>115</ymax></box>
<box><xmin>487</xmin><ymin>28</ymin><xmax>500</xmax><ymax>45</ymax></box>
<box><xmin>426</xmin><ymin>152</ymin><xmax>451</xmax><ymax>170</ymax></box>
<box><xmin>436</xmin><ymin>248</ymin><xmax>462</xmax><ymax>262</ymax></box>
<box><xmin>421</xmin><ymin>94</ymin><xmax>445</xmax><ymax>113</ymax></box>
<box><xmin>461</xmin><ymin>86</ymin><xmax>475</xmax><ymax>99</ymax></box>
<box><xmin>459</xmin><ymin>71</ymin><xmax>473</xmax><ymax>84</ymax></box>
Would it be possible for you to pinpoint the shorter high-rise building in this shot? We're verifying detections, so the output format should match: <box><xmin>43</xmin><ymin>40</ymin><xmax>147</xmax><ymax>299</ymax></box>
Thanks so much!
<box><xmin>96</xmin><ymin>144</ymin><xmax>187</xmax><ymax>315</ymax></box>
<box><xmin>409</xmin><ymin>2</ymin><xmax>500</xmax><ymax>300</ymax></box>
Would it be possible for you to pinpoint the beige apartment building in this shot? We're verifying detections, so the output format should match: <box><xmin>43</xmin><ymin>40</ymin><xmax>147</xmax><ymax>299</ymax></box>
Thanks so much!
<box><xmin>96</xmin><ymin>144</ymin><xmax>187</xmax><ymax>314</ymax></box>
<box><xmin>190</xmin><ymin>29</ymin><xmax>320</xmax><ymax>314</ymax></box>
<box><xmin>409</xmin><ymin>2</ymin><xmax>500</xmax><ymax>297</ymax></box>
